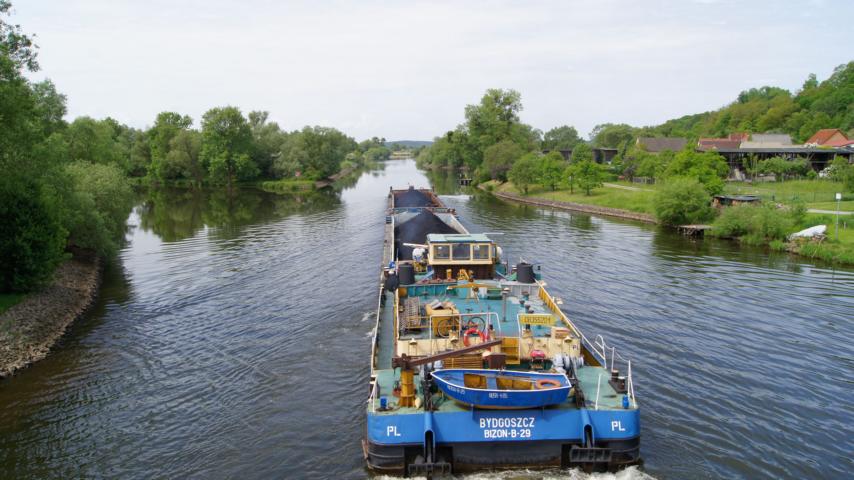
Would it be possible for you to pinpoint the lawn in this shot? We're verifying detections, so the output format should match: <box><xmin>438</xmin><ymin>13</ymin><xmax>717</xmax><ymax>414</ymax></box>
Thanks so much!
<box><xmin>807</xmin><ymin>201</ymin><xmax>854</xmax><ymax>212</ymax></box>
<box><xmin>258</xmin><ymin>179</ymin><xmax>315</xmax><ymax>193</ymax></box>
<box><xmin>792</xmin><ymin>213</ymin><xmax>854</xmax><ymax>264</ymax></box>
<box><xmin>724</xmin><ymin>180</ymin><xmax>851</xmax><ymax>204</ymax></box>
<box><xmin>491</xmin><ymin>181</ymin><xmax>656</xmax><ymax>214</ymax></box>
<box><xmin>0</xmin><ymin>293</ymin><xmax>25</xmax><ymax>315</ymax></box>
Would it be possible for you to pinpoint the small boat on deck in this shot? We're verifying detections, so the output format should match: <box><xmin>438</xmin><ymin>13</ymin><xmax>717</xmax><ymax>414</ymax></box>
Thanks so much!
<box><xmin>432</xmin><ymin>369</ymin><xmax>571</xmax><ymax>409</ymax></box>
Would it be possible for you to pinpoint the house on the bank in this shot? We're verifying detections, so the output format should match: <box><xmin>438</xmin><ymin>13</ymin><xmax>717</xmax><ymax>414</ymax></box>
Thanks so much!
<box><xmin>805</xmin><ymin>129</ymin><xmax>854</xmax><ymax>148</ymax></box>
<box><xmin>740</xmin><ymin>133</ymin><xmax>793</xmax><ymax>148</ymax></box>
<box><xmin>636</xmin><ymin>137</ymin><xmax>687</xmax><ymax>153</ymax></box>
<box><xmin>698</xmin><ymin>132</ymin><xmax>747</xmax><ymax>150</ymax></box>
<box><xmin>695</xmin><ymin>131</ymin><xmax>854</xmax><ymax>177</ymax></box>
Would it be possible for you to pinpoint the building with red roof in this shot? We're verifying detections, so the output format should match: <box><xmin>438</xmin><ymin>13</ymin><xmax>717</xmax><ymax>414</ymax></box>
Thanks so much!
<box><xmin>805</xmin><ymin>129</ymin><xmax>854</xmax><ymax>147</ymax></box>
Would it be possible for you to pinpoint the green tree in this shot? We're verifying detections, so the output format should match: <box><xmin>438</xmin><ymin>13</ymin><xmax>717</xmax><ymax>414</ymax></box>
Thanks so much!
<box><xmin>653</xmin><ymin>177</ymin><xmax>714</xmax><ymax>226</ymax></box>
<box><xmin>589</xmin><ymin>123</ymin><xmax>636</xmax><ymax>150</ymax></box>
<box><xmin>31</xmin><ymin>79</ymin><xmax>67</xmax><ymax>136</ymax></box>
<box><xmin>571</xmin><ymin>142</ymin><xmax>593</xmax><ymax>163</ymax></box>
<box><xmin>756</xmin><ymin>156</ymin><xmax>806</xmax><ymax>181</ymax></box>
<box><xmin>149</xmin><ymin>111</ymin><xmax>193</xmax><ymax>181</ymax></box>
<box><xmin>64</xmin><ymin>117</ymin><xmax>124</xmax><ymax>167</ymax></box>
<box><xmin>508</xmin><ymin>153</ymin><xmax>540</xmax><ymax>194</ymax></box>
<box><xmin>163</xmin><ymin>130</ymin><xmax>203</xmax><ymax>184</ymax></box>
<box><xmin>62</xmin><ymin>162</ymin><xmax>133</xmax><ymax>256</ymax></box>
<box><xmin>543</xmin><ymin>125</ymin><xmax>581</xmax><ymax>150</ymax></box>
<box><xmin>0</xmin><ymin>174</ymin><xmax>66</xmax><ymax>292</ymax></box>
<box><xmin>569</xmin><ymin>160</ymin><xmax>605</xmax><ymax>195</ymax></box>
<box><xmin>248</xmin><ymin>110</ymin><xmax>289</xmax><ymax>177</ymax></box>
<box><xmin>200</xmin><ymin>106</ymin><xmax>256</xmax><ymax>189</ymax></box>
<box><xmin>561</xmin><ymin>164</ymin><xmax>576</xmax><ymax>194</ymax></box>
<box><xmin>284</xmin><ymin>126</ymin><xmax>358</xmax><ymax>179</ymax></box>
<box><xmin>663</xmin><ymin>147</ymin><xmax>729</xmax><ymax>194</ymax></box>
<box><xmin>363</xmin><ymin>146</ymin><xmax>391</xmax><ymax>163</ymax></box>
<box><xmin>538</xmin><ymin>151</ymin><xmax>565</xmax><ymax>191</ymax></box>
<box><xmin>482</xmin><ymin>140</ymin><xmax>523</xmax><ymax>181</ymax></box>
<box><xmin>128</xmin><ymin>130</ymin><xmax>151</xmax><ymax>177</ymax></box>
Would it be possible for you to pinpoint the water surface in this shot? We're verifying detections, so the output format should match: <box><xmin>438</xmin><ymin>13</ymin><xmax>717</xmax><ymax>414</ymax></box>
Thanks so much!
<box><xmin>1</xmin><ymin>160</ymin><xmax>851</xmax><ymax>479</ymax></box>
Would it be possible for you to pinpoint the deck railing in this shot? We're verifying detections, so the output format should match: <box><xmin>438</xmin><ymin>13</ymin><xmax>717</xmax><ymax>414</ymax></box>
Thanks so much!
<box><xmin>594</xmin><ymin>335</ymin><xmax>637</xmax><ymax>407</ymax></box>
<box><xmin>539</xmin><ymin>283</ymin><xmax>637</xmax><ymax>406</ymax></box>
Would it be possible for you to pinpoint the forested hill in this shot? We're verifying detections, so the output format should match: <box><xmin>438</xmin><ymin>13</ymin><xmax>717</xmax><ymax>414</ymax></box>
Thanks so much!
<box><xmin>599</xmin><ymin>61</ymin><xmax>854</xmax><ymax>145</ymax></box>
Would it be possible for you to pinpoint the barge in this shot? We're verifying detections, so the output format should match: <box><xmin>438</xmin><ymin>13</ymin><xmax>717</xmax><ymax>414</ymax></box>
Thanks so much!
<box><xmin>364</xmin><ymin>187</ymin><xmax>640</xmax><ymax>476</ymax></box>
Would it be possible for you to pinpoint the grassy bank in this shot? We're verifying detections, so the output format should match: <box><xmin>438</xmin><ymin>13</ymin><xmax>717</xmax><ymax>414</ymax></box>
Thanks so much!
<box><xmin>258</xmin><ymin>179</ymin><xmax>315</xmax><ymax>193</ymax></box>
<box><xmin>724</xmin><ymin>180</ymin><xmax>851</xmax><ymax>205</ymax></box>
<box><xmin>808</xmin><ymin>200</ymin><xmax>854</xmax><ymax>212</ymax></box>
<box><xmin>790</xmin><ymin>213</ymin><xmax>854</xmax><ymax>264</ymax></box>
<box><xmin>486</xmin><ymin>181</ymin><xmax>656</xmax><ymax>214</ymax></box>
<box><xmin>0</xmin><ymin>293</ymin><xmax>25</xmax><ymax>316</ymax></box>
<box><xmin>487</xmin><ymin>179</ymin><xmax>854</xmax><ymax>266</ymax></box>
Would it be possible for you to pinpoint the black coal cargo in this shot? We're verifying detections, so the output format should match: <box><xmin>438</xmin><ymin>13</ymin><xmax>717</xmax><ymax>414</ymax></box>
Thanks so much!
<box><xmin>394</xmin><ymin>189</ymin><xmax>434</xmax><ymax>208</ymax></box>
<box><xmin>394</xmin><ymin>211</ymin><xmax>457</xmax><ymax>260</ymax></box>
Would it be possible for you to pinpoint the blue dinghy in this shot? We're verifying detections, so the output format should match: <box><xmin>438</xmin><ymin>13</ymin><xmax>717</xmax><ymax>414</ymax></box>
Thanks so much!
<box><xmin>431</xmin><ymin>369</ymin><xmax>570</xmax><ymax>409</ymax></box>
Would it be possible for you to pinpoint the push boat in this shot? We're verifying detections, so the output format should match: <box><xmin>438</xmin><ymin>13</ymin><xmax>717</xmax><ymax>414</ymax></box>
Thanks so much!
<box><xmin>364</xmin><ymin>187</ymin><xmax>641</xmax><ymax>476</ymax></box>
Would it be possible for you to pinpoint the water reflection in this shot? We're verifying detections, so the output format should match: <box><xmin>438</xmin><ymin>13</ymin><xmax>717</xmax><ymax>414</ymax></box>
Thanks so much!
<box><xmin>1</xmin><ymin>160</ymin><xmax>852</xmax><ymax>480</ymax></box>
<box><xmin>137</xmin><ymin>187</ymin><xmax>340</xmax><ymax>243</ymax></box>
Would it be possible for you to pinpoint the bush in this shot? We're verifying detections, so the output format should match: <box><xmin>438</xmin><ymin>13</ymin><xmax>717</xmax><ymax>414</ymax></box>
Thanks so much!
<box><xmin>710</xmin><ymin>204</ymin><xmax>794</xmax><ymax>244</ymax></box>
<box><xmin>62</xmin><ymin>161</ymin><xmax>134</xmax><ymax>256</ymax></box>
<box><xmin>0</xmin><ymin>175</ymin><xmax>67</xmax><ymax>292</ymax></box>
<box><xmin>653</xmin><ymin>177</ymin><xmax>714</xmax><ymax>225</ymax></box>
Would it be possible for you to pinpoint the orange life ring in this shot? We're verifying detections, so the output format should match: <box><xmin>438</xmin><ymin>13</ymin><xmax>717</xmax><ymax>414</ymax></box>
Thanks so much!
<box><xmin>462</xmin><ymin>327</ymin><xmax>487</xmax><ymax>347</ymax></box>
<box><xmin>535</xmin><ymin>378</ymin><xmax>561</xmax><ymax>389</ymax></box>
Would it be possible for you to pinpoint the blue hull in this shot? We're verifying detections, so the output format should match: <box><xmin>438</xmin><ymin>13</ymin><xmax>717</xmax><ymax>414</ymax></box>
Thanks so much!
<box><xmin>432</xmin><ymin>369</ymin><xmax>571</xmax><ymax>409</ymax></box>
<box><xmin>367</xmin><ymin>407</ymin><xmax>639</xmax><ymax>445</ymax></box>
<box><xmin>365</xmin><ymin>406</ymin><xmax>641</xmax><ymax>473</ymax></box>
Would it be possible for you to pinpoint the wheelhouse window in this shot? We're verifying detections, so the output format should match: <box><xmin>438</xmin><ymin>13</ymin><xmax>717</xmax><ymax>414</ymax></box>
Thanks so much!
<box><xmin>452</xmin><ymin>243</ymin><xmax>471</xmax><ymax>260</ymax></box>
<box><xmin>433</xmin><ymin>244</ymin><xmax>450</xmax><ymax>260</ymax></box>
<box><xmin>472</xmin><ymin>244</ymin><xmax>490</xmax><ymax>260</ymax></box>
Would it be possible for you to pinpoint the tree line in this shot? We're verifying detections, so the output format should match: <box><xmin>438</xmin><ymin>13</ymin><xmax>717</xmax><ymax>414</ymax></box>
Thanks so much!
<box><xmin>418</xmin><ymin>62</ymin><xmax>853</xmax><ymax>189</ymax></box>
<box><xmin>0</xmin><ymin>2</ymin><xmax>389</xmax><ymax>293</ymax></box>
<box><xmin>1</xmin><ymin>2</ymin><xmax>134</xmax><ymax>292</ymax></box>
<box><xmin>587</xmin><ymin>62</ymin><xmax>853</xmax><ymax>166</ymax></box>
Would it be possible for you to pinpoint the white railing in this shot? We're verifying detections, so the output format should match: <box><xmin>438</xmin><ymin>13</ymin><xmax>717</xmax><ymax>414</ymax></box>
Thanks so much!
<box><xmin>593</xmin><ymin>335</ymin><xmax>637</xmax><ymax>406</ymax></box>
<box><xmin>368</xmin><ymin>378</ymin><xmax>379</xmax><ymax>412</ymax></box>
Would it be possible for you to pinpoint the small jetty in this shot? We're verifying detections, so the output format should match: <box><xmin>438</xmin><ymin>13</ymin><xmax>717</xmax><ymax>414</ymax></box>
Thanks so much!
<box><xmin>677</xmin><ymin>224</ymin><xmax>713</xmax><ymax>236</ymax></box>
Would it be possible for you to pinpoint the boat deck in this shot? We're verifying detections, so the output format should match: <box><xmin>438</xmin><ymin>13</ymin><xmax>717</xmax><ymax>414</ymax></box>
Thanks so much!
<box><xmin>370</xmin><ymin>363</ymin><xmax>624</xmax><ymax>415</ymax></box>
<box><xmin>397</xmin><ymin>281</ymin><xmax>555</xmax><ymax>340</ymax></box>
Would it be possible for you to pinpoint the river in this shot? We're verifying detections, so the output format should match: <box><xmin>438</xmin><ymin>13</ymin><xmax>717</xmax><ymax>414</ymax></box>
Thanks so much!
<box><xmin>0</xmin><ymin>159</ymin><xmax>851</xmax><ymax>479</ymax></box>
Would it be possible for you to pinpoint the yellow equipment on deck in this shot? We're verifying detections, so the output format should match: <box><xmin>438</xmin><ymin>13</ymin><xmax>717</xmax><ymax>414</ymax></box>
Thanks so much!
<box><xmin>425</xmin><ymin>301</ymin><xmax>460</xmax><ymax>336</ymax></box>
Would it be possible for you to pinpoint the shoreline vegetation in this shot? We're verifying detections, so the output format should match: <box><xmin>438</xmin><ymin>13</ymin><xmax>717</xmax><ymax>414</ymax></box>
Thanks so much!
<box><xmin>0</xmin><ymin>254</ymin><xmax>101</xmax><ymax>378</ymax></box>
<box><xmin>481</xmin><ymin>179</ymin><xmax>854</xmax><ymax>266</ymax></box>
<box><xmin>412</xmin><ymin>75</ymin><xmax>853</xmax><ymax>267</ymax></box>
<box><xmin>2</xmin><ymin>1</ymin><xmax>413</xmax><ymax>373</ymax></box>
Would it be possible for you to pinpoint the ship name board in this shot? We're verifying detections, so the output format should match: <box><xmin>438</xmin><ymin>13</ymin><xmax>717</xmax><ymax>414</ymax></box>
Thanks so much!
<box><xmin>518</xmin><ymin>314</ymin><xmax>554</xmax><ymax>326</ymax></box>
<box><xmin>479</xmin><ymin>417</ymin><xmax>535</xmax><ymax>439</ymax></box>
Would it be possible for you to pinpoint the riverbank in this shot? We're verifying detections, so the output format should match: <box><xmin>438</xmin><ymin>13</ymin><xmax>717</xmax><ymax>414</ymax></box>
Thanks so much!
<box><xmin>481</xmin><ymin>183</ymin><xmax>657</xmax><ymax>223</ymax></box>
<box><xmin>0</xmin><ymin>255</ymin><xmax>102</xmax><ymax>378</ymax></box>
<box><xmin>482</xmin><ymin>181</ymin><xmax>854</xmax><ymax>265</ymax></box>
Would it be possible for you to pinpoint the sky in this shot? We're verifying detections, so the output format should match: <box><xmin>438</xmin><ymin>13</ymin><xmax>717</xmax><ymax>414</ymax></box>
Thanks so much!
<box><xmin>11</xmin><ymin>0</ymin><xmax>854</xmax><ymax>141</ymax></box>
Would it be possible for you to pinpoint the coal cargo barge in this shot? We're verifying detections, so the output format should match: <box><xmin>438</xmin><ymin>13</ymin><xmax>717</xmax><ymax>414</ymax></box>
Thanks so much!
<box><xmin>364</xmin><ymin>187</ymin><xmax>641</xmax><ymax>476</ymax></box>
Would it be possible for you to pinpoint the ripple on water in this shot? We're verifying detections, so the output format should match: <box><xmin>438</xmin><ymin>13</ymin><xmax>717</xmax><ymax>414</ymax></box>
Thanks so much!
<box><xmin>0</xmin><ymin>161</ymin><xmax>852</xmax><ymax>479</ymax></box>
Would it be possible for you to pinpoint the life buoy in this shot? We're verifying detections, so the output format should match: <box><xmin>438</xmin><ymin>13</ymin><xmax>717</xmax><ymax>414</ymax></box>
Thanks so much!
<box><xmin>535</xmin><ymin>378</ymin><xmax>561</xmax><ymax>389</ymax></box>
<box><xmin>462</xmin><ymin>327</ymin><xmax>487</xmax><ymax>347</ymax></box>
